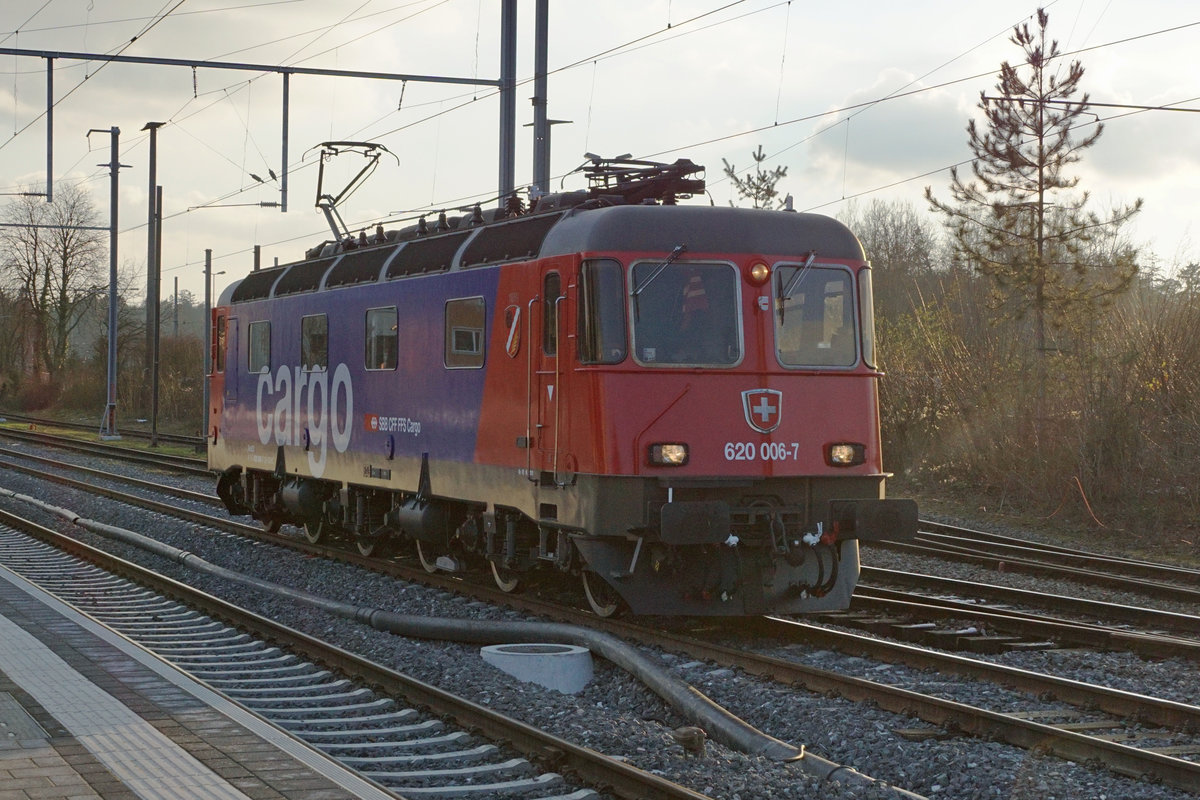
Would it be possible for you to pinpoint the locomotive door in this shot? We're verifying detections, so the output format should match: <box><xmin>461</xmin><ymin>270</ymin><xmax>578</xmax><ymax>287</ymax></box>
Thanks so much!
<box><xmin>532</xmin><ymin>268</ymin><xmax>568</xmax><ymax>484</ymax></box>
<box><xmin>208</xmin><ymin>309</ymin><xmax>228</xmax><ymax>441</ymax></box>
<box><xmin>223</xmin><ymin>317</ymin><xmax>239</xmax><ymax>405</ymax></box>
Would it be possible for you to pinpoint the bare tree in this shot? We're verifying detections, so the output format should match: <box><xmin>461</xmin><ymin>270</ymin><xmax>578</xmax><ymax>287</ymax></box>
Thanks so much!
<box><xmin>0</xmin><ymin>286</ymin><xmax>27</xmax><ymax>395</ymax></box>
<box><xmin>0</xmin><ymin>182</ymin><xmax>107</xmax><ymax>379</ymax></box>
<box><xmin>837</xmin><ymin>198</ymin><xmax>944</xmax><ymax>320</ymax></box>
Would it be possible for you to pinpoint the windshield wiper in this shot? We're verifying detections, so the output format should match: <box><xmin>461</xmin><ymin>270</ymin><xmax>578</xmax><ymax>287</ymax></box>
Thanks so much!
<box><xmin>778</xmin><ymin>250</ymin><xmax>817</xmax><ymax>325</ymax></box>
<box><xmin>631</xmin><ymin>244</ymin><xmax>687</xmax><ymax>298</ymax></box>
<box><xmin>631</xmin><ymin>244</ymin><xmax>687</xmax><ymax>322</ymax></box>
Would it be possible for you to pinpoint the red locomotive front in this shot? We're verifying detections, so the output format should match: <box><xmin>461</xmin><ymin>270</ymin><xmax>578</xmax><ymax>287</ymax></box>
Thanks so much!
<box><xmin>470</xmin><ymin>198</ymin><xmax>917</xmax><ymax>615</ymax></box>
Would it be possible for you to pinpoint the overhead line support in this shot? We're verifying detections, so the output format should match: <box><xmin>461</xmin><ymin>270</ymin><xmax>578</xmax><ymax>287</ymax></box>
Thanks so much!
<box><xmin>1</xmin><ymin>46</ymin><xmax>511</xmax><ymax>213</ymax></box>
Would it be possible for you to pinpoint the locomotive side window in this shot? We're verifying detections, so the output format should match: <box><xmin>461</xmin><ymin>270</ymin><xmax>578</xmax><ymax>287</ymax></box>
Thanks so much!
<box><xmin>365</xmin><ymin>306</ymin><xmax>397</xmax><ymax>370</ymax></box>
<box><xmin>248</xmin><ymin>321</ymin><xmax>271</xmax><ymax>373</ymax></box>
<box><xmin>858</xmin><ymin>267</ymin><xmax>878</xmax><ymax>368</ymax></box>
<box><xmin>445</xmin><ymin>297</ymin><xmax>485</xmax><ymax>369</ymax></box>
<box><xmin>578</xmin><ymin>259</ymin><xmax>626</xmax><ymax>364</ymax></box>
<box><xmin>543</xmin><ymin>272</ymin><xmax>561</xmax><ymax>356</ymax></box>
<box><xmin>214</xmin><ymin>315</ymin><xmax>226</xmax><ymax>373</ymax></box>
<box><xmin>630</xmin><ymin>261</ymin><xmax>740</xmax><ymax>366</ymax></box>
<box><xmin>301</xmin><ymin>314</ymin><xmax>328</xmax><ymax>372</ymax></box>
<box><xmin>773</xmin><ymin>265</ymin><xmax>857</xmax><ymax>367</ymax></box>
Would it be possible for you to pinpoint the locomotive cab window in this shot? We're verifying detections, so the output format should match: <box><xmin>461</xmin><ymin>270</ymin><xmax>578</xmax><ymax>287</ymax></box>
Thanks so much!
<box><xmin>365</xmin><ymin>306</ymin><xmax>397</xmax><ymax>370</ymax></box>
<box><xmin>579</xmin><ymin>259</ymin><xmax>627</xmax><ymax>364</ymax></box>
<box><xmin>248</xmin><ymin>321</ymin><xmax>271</xmax><ymax>373</ymax></box>
<box><xmin>445</xmin><ymin>296</ymin><xmax>485</xmax><ymax>369</ymax></box>
<box><xmin>630</xmin><ymin>260</ymin><xmax>740</xmax><ymax>366</ymax></box>
<box><xmin>214</xmin><ymin>315</ymin><xmax>226</xmax><ymax>373</ymax></box>
<box><xmin>301</xmin><ymin>314</ymin><xmax>328</xmax><ymax>372</ymax></box>
<box><xmin>774</xmin><ymin>264</ymin><xmax>857</xmax><ymax>367</ymax></box>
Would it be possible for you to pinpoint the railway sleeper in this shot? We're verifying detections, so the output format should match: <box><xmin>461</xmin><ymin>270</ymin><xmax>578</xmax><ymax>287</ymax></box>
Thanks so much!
<box><xmin>317</xmin><ymin>731</ymin><xmax>472</xmax><ymax>751</ymax></box>
<box><xmin>219</xmin><ymin>679</ymin><xmax>354</xmax><ymax>697</ymax></box>
<box><xmin>273</xmin><ymin>709</ymin><xmax>420</xmax><ymax>730</ymax></box>
<box><xmin>201</xmin><ymin>671</ymin><xmax>334</xmax><ymax>687</ymax></box>
<box><xmin>300</xmin><ymin>720</ymin><xmax>443</xmax><ymax>741</ymax></box>
<box><xmin>169</xmin><ymin>650</ymin><xmax>293</xmax><ymax>667</ymax></box>
<box><xmin>248</xmin><ymin>697</ymin><xmax>396</xmax><ymax>716</ymax></box>
<box><xmin>337</xmin><ymin>744</ymin><xmax>503</xmax><ymax>768</ymax></box>
<box><xmin>364</xmin><ymin>757</ymin><xmax>541</xmax><ymax>783</ymax></box>
<box><xmin>237</xmin><ymin>687</ymin><xmax>375</xmax><ymax>705</ymax></box>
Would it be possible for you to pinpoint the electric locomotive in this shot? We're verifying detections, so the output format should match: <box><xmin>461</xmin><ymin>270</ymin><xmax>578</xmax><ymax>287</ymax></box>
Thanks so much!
<box><xmin>209</xmin><ymin>153</ymin><xmax>917</xmax><ymax>616</ymax></box>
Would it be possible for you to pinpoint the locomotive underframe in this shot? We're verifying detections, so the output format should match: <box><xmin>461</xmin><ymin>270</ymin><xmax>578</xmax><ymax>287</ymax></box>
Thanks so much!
<box><xmin>215</xmin><ymin>448</ymin><xmax>914</xmax><ymax>615</ymax></box>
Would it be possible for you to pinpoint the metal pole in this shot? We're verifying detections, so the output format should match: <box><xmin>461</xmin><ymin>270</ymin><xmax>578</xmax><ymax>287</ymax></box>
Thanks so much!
<box><xmin>97</xmin><ymin>126</ymin><xmax>122</xmax><ymax>439</ymax></box>
<box><xmin>45</xmin><ymin>59</ymin><xmax>53</xmax><ymax>203</ymax></box>
<box><xmin>173</xmin><ymin>276</ymin><xmax>178</xmax><ymax>338</ymax></box>
<box><xmin>281</xmin><ymin>72</ymin><xmax>289</xmax><ymax>213</ymax></box>
<box><xmin>498</xmin><ymin>0</ymin><xmax>516</xmax><ymax>204</ymax></box>
<box><xmin>532</xmin><ymin>0</ymin><xmax>549</xmax><ymax>196</ymax></box>
<box><xmin>150</xmin><ymin>184</ymin><xmax>162</xmax><ymax>447</ymax></box>
<box><xmin>203</xmin><ymin>249</ymin><xmax>211</xmax><ymax>440</ymax></box>
<box><xmin>142</xmin><ymin>122</ymin><xmax>163</xmax><ymax>405</ymax></box>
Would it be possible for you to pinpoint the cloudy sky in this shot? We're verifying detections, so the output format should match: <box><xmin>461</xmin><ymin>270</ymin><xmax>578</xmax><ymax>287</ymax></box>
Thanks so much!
<box><xmin>0</xmin><ymin>0</ymin><xmax>1195</xmax><ymax>303</ymax></box>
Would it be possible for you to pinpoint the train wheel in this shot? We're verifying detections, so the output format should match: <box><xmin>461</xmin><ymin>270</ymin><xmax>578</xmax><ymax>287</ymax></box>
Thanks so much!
<box><xmin>490</xmin><ymin>561</ymin><xmax>521</xmax><ymax>593</ymax></box>
<box><xmin>355</xmin><ymin>526</ymin><xmax>390</xmax><ymax>558</ymax></box>
<box><xmin>303</xmin><ymin>518</ymin><xmax>327</xmax><ymax>545</ymax></box>
<box><xmin>262</xmin><ymin>515</ymin><xmax>283</xmax><ymax>534</ymax></box>
<box><xmin>582</xmin><ymin>571</ymin><xmax>623</xmax><ymax>618</ymax></box>
<box><xmin>415</xmin><ymin>540</ymin><xmax>440</xmax><ymax>574</ymax></box>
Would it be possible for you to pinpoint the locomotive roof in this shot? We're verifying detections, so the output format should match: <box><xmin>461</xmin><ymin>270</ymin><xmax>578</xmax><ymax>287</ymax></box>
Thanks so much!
<box><xmin>540</xmin><ymin>204</ymin><xmax>864</xmax><ymax>260</ymax></box>
<box><xmin>222</xmin><ymin>202</ymin><xmax>864</xmax><ymax>306</ymax></box>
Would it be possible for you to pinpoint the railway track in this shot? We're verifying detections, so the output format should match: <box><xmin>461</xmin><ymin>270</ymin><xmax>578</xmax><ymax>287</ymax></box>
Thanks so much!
<box><xmin>867</xmin><ymin>525</ymin><xmax>1200</xmax><ymax>605</ymax></box>
<box><xmin>859</xmin><ymin>565</ymin><xmax>1200</xmax><ymax>638</ymax></box>
<box><xmin>0</xmin><ymin>411</ymin><xmax>205</xmax><ymax>449</ymax></box>
<box><xmin>917</xmin><ymin>520</ymin><xmax>1200</xmax><ymax>586</ymax></box>
<box><xmin>4</xmin><ymin>427</ymin><xmax>1200</xmax><ymax>795</ymax></box>
<box><xmin>0</xmin><ymin>509</ymin><xmax>705</xmax><ymax>800</ymax></box>
<box><xmin>638</xmin><ymin>616</ymin><xmax>1200</xmax><ymax>790</ymax></box>
<box><xmin>823</xmin><ymin>584</ymin><xmax>1200</xmax><ymax>660</ymax></box>
<box><xmin>10</xmin><ymin>440</ymin><xmax>1196</xmax><ymax>665</ymax></box>
<box><xmin>0</xmin><ymin>424</ymin><xmax>209</xmax><ymax>475</ymax></box>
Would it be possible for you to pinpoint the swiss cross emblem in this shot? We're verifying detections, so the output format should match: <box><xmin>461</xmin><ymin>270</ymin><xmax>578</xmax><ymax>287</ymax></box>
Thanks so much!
<box><xmin>741</xmin><ymin>389</ymin><xmax>782</xmax><ymax>434</ymax></box>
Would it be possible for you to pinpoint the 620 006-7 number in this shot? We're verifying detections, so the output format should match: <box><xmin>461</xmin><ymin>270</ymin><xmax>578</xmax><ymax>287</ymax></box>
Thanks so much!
<box><xmin>724</xmin><ymin>441</ymin><xmax>800</xmax><ymax>461</ymax></box>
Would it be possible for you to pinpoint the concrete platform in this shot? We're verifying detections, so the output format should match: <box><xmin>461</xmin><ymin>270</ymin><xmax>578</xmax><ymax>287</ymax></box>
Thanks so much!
<box><xmin>0</xmin><ymin>561</ymin><xmax>398</xmax><ymax>800</ymax></box>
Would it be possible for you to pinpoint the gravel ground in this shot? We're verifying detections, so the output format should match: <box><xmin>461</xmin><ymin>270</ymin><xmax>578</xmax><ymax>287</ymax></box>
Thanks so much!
<box><xmin>0</xmin><ymin>445</ymin><xmax>1196</xmax><ymax>799</ymax></box>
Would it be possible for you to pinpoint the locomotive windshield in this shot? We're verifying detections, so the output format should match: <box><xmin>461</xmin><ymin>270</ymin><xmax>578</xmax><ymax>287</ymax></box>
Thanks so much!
<box><xmin>773</xmin><ymin>264</ymin><xmax>857</xmax><ymax>367</ymax></box>
<box><xmin>630</xmin><ymin>261</ymin><xmax>741</xmax><ymax>366</ymax></box>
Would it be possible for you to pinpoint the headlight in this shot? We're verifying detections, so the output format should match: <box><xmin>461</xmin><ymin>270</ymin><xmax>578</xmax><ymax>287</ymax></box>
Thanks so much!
<box><xmin>648</xmin><ymin>443</ymin><xmax>689</xmax><ymax>466</ymax></box>
<box><xmin>826</xmin><ymin>442</ymin><xmax>865</xmax><ymax>467</ymax></box>
<box><xmin>748</xmin><ymin>261</ymin><xmax>771</xmax><ymax>285</ymax></box>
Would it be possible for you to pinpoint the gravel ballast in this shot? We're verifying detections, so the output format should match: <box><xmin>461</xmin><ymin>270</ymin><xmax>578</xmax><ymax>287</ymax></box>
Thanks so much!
<box><xmin>0</xmin><ymin>447</ymin><xmax>1195</xmax><ymax>799</ymax></box>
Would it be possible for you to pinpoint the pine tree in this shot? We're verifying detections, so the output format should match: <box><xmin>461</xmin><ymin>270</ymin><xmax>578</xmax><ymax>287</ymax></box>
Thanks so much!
<box><xmin>722</xmin><ymin>145</ymin><xmax>789</xmax><ymax>209</ymax></box>
<box><xmin>925</xmin><ymin>8</ymin><xmax>1142</xmax><ymax>354</ymax></box>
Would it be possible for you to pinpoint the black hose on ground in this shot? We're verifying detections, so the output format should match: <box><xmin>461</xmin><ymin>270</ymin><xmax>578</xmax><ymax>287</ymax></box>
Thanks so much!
<box><xmin>1</xmin><ymin>487</ymin><xmax>926</xmax><ymax>800</ymax></box>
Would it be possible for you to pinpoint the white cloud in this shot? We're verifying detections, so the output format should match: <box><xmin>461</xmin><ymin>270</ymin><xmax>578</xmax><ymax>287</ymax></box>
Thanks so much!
<box><xmin>0</xmin><ymin>0</ymin><xmax>1195</xmax><ymax>298</ymax></box>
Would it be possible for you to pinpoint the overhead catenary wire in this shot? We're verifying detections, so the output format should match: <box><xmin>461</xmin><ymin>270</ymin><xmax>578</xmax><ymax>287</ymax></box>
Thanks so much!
<box><xmin>0</xmin><ymin>0</ymin><xmax>188</xmax><ymax>155</ymax></box>
<box><xmin>0</xmin><ymin>1</ymin><xmax>307</xmax><ymax>43</ymax></box>
<box><xmin>0</xmin><ymin>0</ymin><xmax>501</xmax><ymax>213</ymax></box>
<box><xmin>2</xmin><ymin>3</ymin><xmax>1195</xmax><ymax>283</ymax></box>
